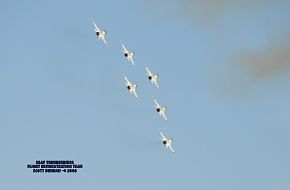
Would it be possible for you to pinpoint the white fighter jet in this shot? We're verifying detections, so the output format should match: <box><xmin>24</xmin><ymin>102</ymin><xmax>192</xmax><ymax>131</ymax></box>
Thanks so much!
<box><xmin>153</xmin><ymin>98</ymin><xmax>167</xmax><ymax>120</ymax></box>
<box><xmin>145</xmin><ymin>65</ymin><xmax>159</xmax><ymax>88</ymax></box>
<box><xmin>160</xmin><ymin>131</ymin><xmax>175</xmax><ymax>153</ymax></box>
<box><xmin>92</xmin><ymin>21</ymin><xmax>107</xmax><ymax>45</ymax></box>
<box><xmin>121</xmin><ymin>43</ymin><xmax>135</xmax><ymax>65</ymax></box>
<box><xmin>124</xmin><ymin>75</ymin><xmax>138</xmax><ymax>97</ymax></box>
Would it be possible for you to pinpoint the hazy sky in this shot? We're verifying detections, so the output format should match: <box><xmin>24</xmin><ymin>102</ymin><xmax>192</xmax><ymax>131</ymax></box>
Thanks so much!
<box><xmin>0</xmin><ymin>0</ymin><xmax>290</xmax><ymax>190</ymax></box>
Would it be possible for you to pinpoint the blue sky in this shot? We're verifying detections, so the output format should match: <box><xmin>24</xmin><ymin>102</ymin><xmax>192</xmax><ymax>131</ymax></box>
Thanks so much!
<box><xmin>0</xmin><ymin>0</ymin><xmax>290</xmax><ymax>189</ymax></box>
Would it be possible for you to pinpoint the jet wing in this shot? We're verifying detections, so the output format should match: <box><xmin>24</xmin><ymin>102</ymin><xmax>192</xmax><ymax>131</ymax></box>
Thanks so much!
<box><xmin>153</xmin><ymin>80</ymin><xmax>159</xmax><ymax>88</ymax></box>
<box><xmin>162</xmin><ymin>112</ymin><xmax>168</xmax><ymax>121</ymax></box>
<box><xmin>130</xmin><ymin>58</ymin><xmax>135</xmax><ymax>65</ymax></box>
<box><xmin>169</xmin><ymin>145</ymin><xmax>175</xmax><ymax>153</ymax></box>
<box><xmin>122</xmin><ymin>43</ymin><xmax>128</xmax><ymax>52</ymax></box>
<box><xmin>92</xmin><ymin>21</ymin><xmax>100</xmax><ymax>32</ymax></box>
<box><xmin>153</xmin><ymin>98</ymin><xmax>160</xmax><ymax>107</ymax></box>
<box><xmin>101</xmin><ymin>36</ymin><xmax>107</xmax><ymax>45</ymax></box>
<box><xmin>145</xmin><ymin>65</ymin><xmax>153</xmax><ymax>76</ymax></box>
<box><xmin>159</xmin><ymin>131</ymin><xmax>166</xmax><ymax>140</ymax></box>
<box><xmin>124</xmin><ymin>75</ymin><xmax>131</xmax><ymax>85</ymax></box>
<box><xmin>132</xmin><ymin>89</ymin><xmax>138</xmax><ymax>98</ymax></box>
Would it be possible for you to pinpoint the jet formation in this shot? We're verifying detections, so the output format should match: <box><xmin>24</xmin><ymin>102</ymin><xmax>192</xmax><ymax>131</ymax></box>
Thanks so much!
<box><xmin>93</xmin><ymin>21</ymin><xmax>175</xmax><ymax>154</ymax></box>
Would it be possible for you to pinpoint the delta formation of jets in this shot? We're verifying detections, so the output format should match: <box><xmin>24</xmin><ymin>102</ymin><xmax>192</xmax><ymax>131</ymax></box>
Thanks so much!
<box><xmin>92</xmin><ymin>21</ymin><xmax>175</xmax><ymax>154</ymax></box>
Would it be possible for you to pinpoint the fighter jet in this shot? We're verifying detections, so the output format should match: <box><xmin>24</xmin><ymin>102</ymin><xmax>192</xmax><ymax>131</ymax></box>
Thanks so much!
<box><xmin>92</xmin><ymin>21</ymin><xmax>107</xmax><ymax>45</ymax></box>
<box><xmin>121</xmin><ymin>43</ymin><xmax>135</xmax><ymax>65</ymax></box>
<box><xmin>153</xmin><ymin>98</ymin><xmax>167</xmax><ymax>120</ymax></box>
<box><xmin>124</xmin><ymin>75</ymin><xmax>138</xmax><ymax>97</ymax></box>
<box><xmin>160</xmin><ymin>131</ymin><xmax>175</xmax><ymax>153</ymax></box>
<box><xmin>145</xmin><ymin>65</ymin><xmax>159</xmax><ymax>88</ymax></box>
